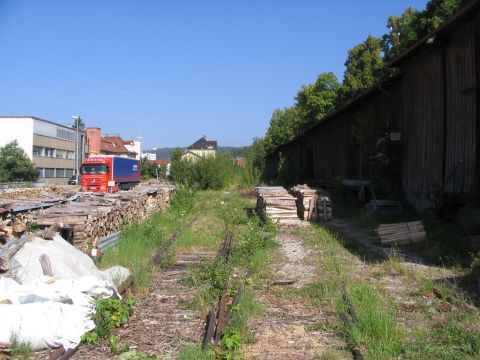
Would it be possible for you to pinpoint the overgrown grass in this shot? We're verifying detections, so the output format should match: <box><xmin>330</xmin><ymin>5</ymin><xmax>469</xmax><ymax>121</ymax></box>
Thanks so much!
<box><xmin>181</xmin><ymin>190</ymin><xmax>276</xmax><ymax>358</ymax></box>
<box><xmin>339</xmin><ymin>284</ymin><xmax>403</xmax><ymax>359</ymax></box>
<box><xmin>226</xmin><ymin>288</ymin><xmax>263</xmax><ymax>339</ymax></box>
<box><xmin>101</xmin><ymin>186</ymin><xmax>196</xmax><ymax>291</ymax></box>
<box><xmin>9</xmin><ymin>335</ymin><xmax>33</xmax><ymax>360</ymax></box>
<box><xmin>292</xmin><ymin>221</ymin><xmax>480</xmax><ymax>360</ymax></box>
<box><xmin>177</xmin><ymin>344</ymin><xmax>214</xmax><ymax>360</ymax></box>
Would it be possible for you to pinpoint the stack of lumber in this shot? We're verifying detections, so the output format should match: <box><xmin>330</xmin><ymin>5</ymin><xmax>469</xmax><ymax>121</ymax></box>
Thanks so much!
<box><xmin>291</xmin><ymin>185</ymin><xmax>333</xmax><ymax>221</ymax></box>
<box><xmin>255</xmin><ymin>186</ymin><xmax>303</xmax><ymax>227</ymax></box>
<box><xmin>376</xmin><ymin>221</ymin><xmax>426</xmax><ymax>245</ymax></box>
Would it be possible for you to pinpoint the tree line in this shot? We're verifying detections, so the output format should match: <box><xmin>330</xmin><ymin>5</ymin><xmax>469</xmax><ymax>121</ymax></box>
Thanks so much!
<box><xmin>254</xmin><ymin>0</ymin><xmax>468</xmax><ymax>164</ymax></box>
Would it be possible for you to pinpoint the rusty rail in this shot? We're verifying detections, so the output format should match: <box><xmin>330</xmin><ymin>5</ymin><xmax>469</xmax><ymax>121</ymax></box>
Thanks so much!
<box><xmin>202</xmin><ymin>232</ymin><xmax>235</xmax><ymax>348</ymax></box>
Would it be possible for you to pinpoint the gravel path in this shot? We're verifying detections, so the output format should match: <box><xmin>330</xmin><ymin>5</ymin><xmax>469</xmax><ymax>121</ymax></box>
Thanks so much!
<box><xmin>243</xmin><ymin>233</ymin><xmax>348</xmax><ymax>360</ymax></box>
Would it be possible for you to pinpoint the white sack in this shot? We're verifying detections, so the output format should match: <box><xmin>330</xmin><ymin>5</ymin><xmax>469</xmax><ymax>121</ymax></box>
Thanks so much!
<box><xmin>0</xmin><ymin>234</ymin><xmax>131</xmax><ymax>350</ymax></box>
<box><xmin>11</xmin><ymin>235</ymin><xmax>130</xmax><ymax>285</ymax></box>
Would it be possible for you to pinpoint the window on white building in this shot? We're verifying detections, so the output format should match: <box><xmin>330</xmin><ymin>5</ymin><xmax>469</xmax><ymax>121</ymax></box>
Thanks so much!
<box><xmin>44</xmin><ymin>168</ymin><xmax>55</xmax><ymax>178</ymax></box>
<box><xmin>56</xmin><ymin>149</ymin><xmax>66</xmax><ymax>158</ymax></box>
<box><xmin>33</xmin><ymin>146</ymin><xmax>44</xmax><ymax>156</ymax></box>
<box><xmin>44</xmin><ymin>148</ymin><xmax>55</xmax><ymax>157</ymax></box>
<box><xmin>57</xmin><ymin>129</ymin><xmax>75</xmax><ymax>141</ymax></box>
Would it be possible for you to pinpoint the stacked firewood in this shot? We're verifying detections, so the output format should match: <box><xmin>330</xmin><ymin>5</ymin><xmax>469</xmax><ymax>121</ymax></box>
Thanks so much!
<box><xmin>32</xmin><ymin>185</ymin><xmax>174</xmax><ymax>251</ymax></box>
<box><xmin>376</xmin><ymin>221</ymin><xmax>426</xmax><ymax>245</ymax></box>
<box><xmin>0</xmin><ymin>185</ymin><xmax>71</xmax><ymax>201</ymax></box>
<box><xmin>291</xmin><ymin>185</ymin><xmax>333</xmax><ymax>221</ymax></box>
<box><xmin>255</xmin><ymin>187</ymin><xmax>303</xmax><ymax>227</ymax></box>
<box><xmin>0</xmin><ymin>184</ymin><xmax>174</xmax><ymax>252</ymax></box>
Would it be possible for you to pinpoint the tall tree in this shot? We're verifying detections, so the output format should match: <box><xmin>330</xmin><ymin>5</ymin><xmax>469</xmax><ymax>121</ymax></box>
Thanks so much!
<box><xmin>295</xmin><ymin>72</ymin><xmax>340</xmax><ymax>130</ymax></box>
<box><xmin>72</xmin><ymin>117</ymin><xmax>86</xmax><ymax>130</ymax></box>
<box><xmin>339</xmin><ymin>35</ymin><xmax>385</xmax><ymax>102</ymax></box>
<box><xmin>0</xmin><ymin>140</ymin><xmax>37</xmax><ymax>182</ymax></box>
<box><xmin>263</xmin><ymin>107</ymin><xmax>299</xmax><ymax>154</ymax></box>
<box><xmin>419</xmin><ymin>0</ymin><xmax>467</xmax><ymax>34</ymax></box>
<box><xmin>383</xmin><ymin>0</ymin><xmax>468</xmax><ymax>60</ymax></box>
<box><xmin>383</xmin><ymin>7</ymin><xmax>420</xmax><ymax>60</ymax></box>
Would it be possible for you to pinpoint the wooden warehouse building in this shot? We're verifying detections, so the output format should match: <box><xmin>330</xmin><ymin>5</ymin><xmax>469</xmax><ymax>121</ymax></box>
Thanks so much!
<box><xmin>267</xmin><ymin>0</ymin><xmax>480</xmax><ymax>211</ymax></box>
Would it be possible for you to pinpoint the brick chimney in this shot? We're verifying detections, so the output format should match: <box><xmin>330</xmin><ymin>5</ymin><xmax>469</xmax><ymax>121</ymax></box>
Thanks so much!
<box><xmin>86</xmin><ymin>127</ymin><xmax>102</xmax><ymax>155</ymax></box>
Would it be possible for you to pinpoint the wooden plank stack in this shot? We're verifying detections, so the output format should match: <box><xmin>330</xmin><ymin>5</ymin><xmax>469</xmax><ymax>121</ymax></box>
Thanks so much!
<box><xmin>291</xmin><ymin>185</ymin><xmax>333</xmax><ymax>221</ymax></box>
<box><xmin>255</xmin><ymin>186</ymin><xmax>303</xmax><ymax>227</ymax></box>
<box><xmin>376</xmin><ymin>221</ymin><xmax>426</xmax><ymax>245</ymax></box>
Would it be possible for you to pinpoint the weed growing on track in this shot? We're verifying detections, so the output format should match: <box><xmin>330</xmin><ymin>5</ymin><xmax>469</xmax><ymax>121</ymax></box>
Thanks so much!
<box><xmin>81</xmin><ymin>297</ymin><xmax>135</xmax><ymax>344</ymax></box>
<box><xmin>339</xmin><ymin>284</ymin><xmax>403</xmax><ymax>359</ymax></box>
<box><xmin>8</xmin><ymin>336</ymin><xmax>33</xmax><ymax>360</ymax></box>
<box><xmin>180</xmin><ymin>191</ymin><xmax>276</xmax><ymax>359</ymax></box>
<box><xmin>100</xmin><ymin>186</ymin><xmax>196</xmax><ymax>291</ymax></box>
<box><xmin>177</xmin><ymin>344</ymin><xmax>214</xmax><ymax>360</ymax></box>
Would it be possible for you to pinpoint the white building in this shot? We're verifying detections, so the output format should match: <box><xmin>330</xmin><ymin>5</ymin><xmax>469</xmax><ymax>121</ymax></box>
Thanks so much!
<box><xmin>125</xmin><ymin>140</ymin><xmax>142</xmax><ymax>160</ymax></box>
<box><xmin>141</xmin><ymin>152</ymin><xmax>157</xmax><ymax>161</ymax></box>
<box><xmin>0</xmin><ymin>116</ymin><xmax>87</xmax><ymax>184</ymax></box>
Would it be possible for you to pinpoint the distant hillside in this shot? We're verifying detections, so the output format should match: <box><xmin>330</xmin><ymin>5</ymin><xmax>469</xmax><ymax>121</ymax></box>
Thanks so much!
<box><xmin>147</xmin><ymin>146</ymin><xmax>246</xmax><ymax>160</ymax></box>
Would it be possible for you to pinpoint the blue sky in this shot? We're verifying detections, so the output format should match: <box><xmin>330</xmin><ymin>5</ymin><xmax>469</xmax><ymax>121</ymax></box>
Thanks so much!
<box><xmin>0</xmin><ymin>0</ymin><xmax>427</xmax><ymax>148</ymax></box>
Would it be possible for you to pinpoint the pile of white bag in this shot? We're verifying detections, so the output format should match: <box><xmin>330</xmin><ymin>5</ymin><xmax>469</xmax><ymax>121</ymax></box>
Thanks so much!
<box><xmin>0</xmin><ymin>235</ymin><xmax>130</xmax><ymax>351</ymax></box>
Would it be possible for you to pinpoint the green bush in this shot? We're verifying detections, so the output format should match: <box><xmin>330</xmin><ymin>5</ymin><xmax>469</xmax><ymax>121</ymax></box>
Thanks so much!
<box><xmin>140</xmin><ymin>158</ymin><xmax>159</xmax><ymax>180</ymax></box>
<box><xmin>0</xmin><ymin>140</ymin><xmax>37</xmax><ymax>182</ymax></box>
<box><xmin>170</xmin><ymin>153</ymin><xmax>258</xmax><ymax>190</ymax></box>
<box><xmin>81</xmin><ymin>297</ymin><xmax>135</xmax><ymax>343</ymax></box>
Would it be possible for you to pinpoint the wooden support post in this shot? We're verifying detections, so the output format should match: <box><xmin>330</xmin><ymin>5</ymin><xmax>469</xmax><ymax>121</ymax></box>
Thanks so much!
<box><xmin>39</xmin><ymin>254</ymin><xmax>53</xmax><ymax>276</ymax></box>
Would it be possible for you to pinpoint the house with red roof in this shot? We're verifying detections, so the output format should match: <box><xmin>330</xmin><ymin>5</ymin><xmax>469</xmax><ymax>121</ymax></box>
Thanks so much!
<box><xmin>86</xmin><ymin>128</ymin><xmax>139</xmax><ymax>159</ymax></box>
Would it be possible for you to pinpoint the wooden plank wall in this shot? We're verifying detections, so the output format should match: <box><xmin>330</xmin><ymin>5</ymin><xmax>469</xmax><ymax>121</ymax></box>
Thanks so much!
<box><xmin>266</xmin><ymin>14</ymin><xmax>479</xmax><ymax>209</ymax></box>
<box><xmin>477</xmin><ymin>15</ymin><xmax>480</xmax><ymax>194</ymax></box>
<box><xmin>307</xmin><ymin>113</ymin><xmax>357</xmax><ymax>182</ymax></box>
<box><xmin>271</xmin><ymin>81</ymin><xmax>402</xmax><ymax>186</ymax></box>
<box><xmin>400</xmin><ymin>48</ymin><xmax>444</xmax><ymax>203</ymax></box>
<box><xmin>444</xmin><ymin>20</ymin><xmax>477</xmax><ymax>194</ymax></box>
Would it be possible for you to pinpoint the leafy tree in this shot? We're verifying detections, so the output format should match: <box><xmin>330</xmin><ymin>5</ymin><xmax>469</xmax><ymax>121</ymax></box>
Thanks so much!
<box><xmin>419</xmin><ymin>0</ymin><xmax>467</xmax><ymax>34</ymax></box>
<box><xmin>140</xmin><ymin>157</ymin><xmax>158</xmax><ymax>180</ymax></box>
<box><xmin>383</xmin><ymin>7</ymin><xmax>421</xmax><ymax>60</ymax></box>
<box><xmin>295</xmin><ymin>72</ymin><xmax>340</xmax><ymax>130</ymax></box>
<box><xmin>0</xmin><ymin>140</ymin><xmax>37</xmax><ymax>182</ymax></box>
<box><xmin>72</xmin><ymin>117</ymin><xmax>86</xmax><ymax>130</ymax></box>
<box><xmin>242</xmin><ymin>137</ymin><xmax>266</xmax><ymax>173</ymax></box>
<box><xmin>263</xmin><ymin>107</ymin><xmax>299</xmax><ymax>154</ymax></box>
<box><xmin>339</xmin><ymin>35</ymin><xmax>385</xmax><ymax>102</ymax></box>
<box><xmin>170</xmin><ymin>148</ymin><xmax>183</xmax><ymax>162</ymax></box>
<box><xmin>383</xmin><ymin>0</ymin><xmax>468</xmax><ymax>60</ymax></box>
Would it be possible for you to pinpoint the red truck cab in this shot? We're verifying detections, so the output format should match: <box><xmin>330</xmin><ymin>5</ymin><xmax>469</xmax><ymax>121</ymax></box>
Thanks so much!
<box><xmin>81</xmin><ymin>156</ymin><xmax>140</xmax><ymax>193</ymax></box>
